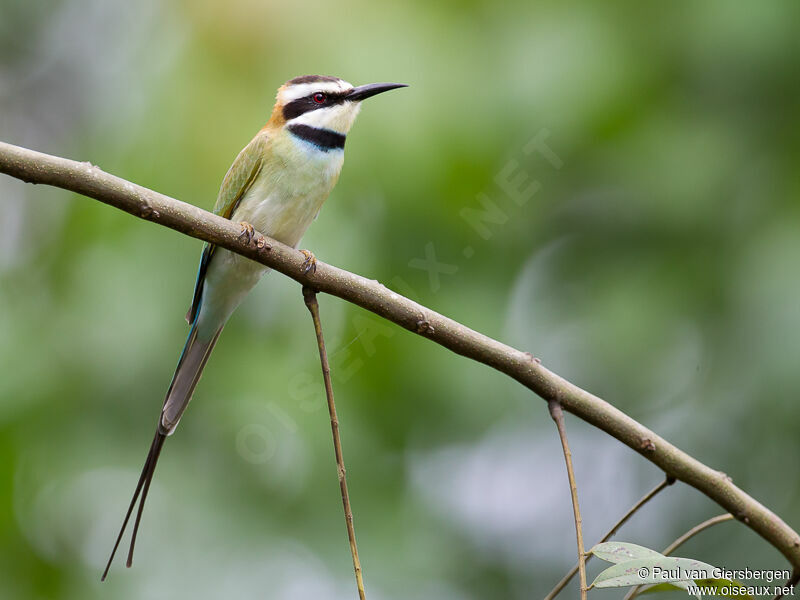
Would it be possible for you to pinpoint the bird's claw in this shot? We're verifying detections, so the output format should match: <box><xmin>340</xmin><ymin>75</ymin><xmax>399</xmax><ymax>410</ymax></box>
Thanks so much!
<box><xmin>238</xmin><ymin>222</ymin><xmax>256</xmax><ymax>244</ymax></box>
<box><xmin>299</xmin><ymin>249</ymin><xmax>317</xmax><ymax>275</ymax></box>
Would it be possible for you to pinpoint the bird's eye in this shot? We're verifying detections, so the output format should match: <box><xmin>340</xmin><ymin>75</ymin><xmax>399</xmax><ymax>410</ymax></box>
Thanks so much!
<box><xmin>312</xmin><ymin>93</ymin><xmax>326</xmax><ymax>104</ymax></box>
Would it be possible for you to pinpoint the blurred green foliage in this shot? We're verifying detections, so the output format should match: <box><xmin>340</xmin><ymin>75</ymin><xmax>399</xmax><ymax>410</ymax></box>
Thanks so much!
<box><xmin>1</xmin><ymin>1</ymin><xmax>799</xmax><ymax>598</ymax></box>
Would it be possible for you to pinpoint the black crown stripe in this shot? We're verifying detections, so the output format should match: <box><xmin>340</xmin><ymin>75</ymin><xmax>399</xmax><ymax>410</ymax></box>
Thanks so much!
<box><xmin>287</xmin><ymin>75</ymin><xmax>342</xmax><ymax>86</ymax></box>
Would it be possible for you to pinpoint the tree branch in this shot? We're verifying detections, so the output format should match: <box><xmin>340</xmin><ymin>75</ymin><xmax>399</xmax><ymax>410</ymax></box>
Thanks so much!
<box><xmin>2</xmin><ymin>140</ymin><xmax>799</xmax><ymax>567</ymax></box>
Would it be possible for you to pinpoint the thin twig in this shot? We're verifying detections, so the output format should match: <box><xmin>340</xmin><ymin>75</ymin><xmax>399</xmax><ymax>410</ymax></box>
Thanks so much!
<box><xmin>548</xmin><ymin>400</ymin><xmax>587</xmax><ymax>600</ymax></box>
<box><xmin>1</xmin><ymin>140</ymin><xmax>799</xmax><ymax>567</ymax></box>
<box><xmin>662</xmin><ymin>513</ymin><xmax>734</xmax><ymax>555</ymax></box>
<box><xmin>303</xmin><ymin>286</ymin><xmax>367</xmax><ymax>600</ymax></box>
<box><xmin>544</xmin><ymin>475</ymin><xmax>675</xmax><ymax>600</ymax></box>
<box><xmin>624</xmin><ymin>513</ymin><xmax>734</xmax><ymax>600</ymax></box>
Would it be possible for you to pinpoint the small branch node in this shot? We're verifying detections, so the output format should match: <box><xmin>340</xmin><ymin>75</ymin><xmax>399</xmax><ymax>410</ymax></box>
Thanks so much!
<box><xmin>523</xmin><ymin>351</ymin><xmax>541</xmax><ymax>364</ymax></box>
<box><xmin>415</xmin><ymin>319</ymin><xmax>434</xmax><ymax>334</ymax></box>
<box><xmin>639</xmin><ymin>437</ymin><xmax>656</xmax><ymax>452</ymax></box>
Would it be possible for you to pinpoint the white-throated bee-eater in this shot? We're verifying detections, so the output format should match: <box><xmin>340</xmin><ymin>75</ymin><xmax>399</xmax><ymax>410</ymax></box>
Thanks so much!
<box><xmin>102</xmin><ymin>75</ymin><xmax>407</xmax><ymax>579</ymax></box>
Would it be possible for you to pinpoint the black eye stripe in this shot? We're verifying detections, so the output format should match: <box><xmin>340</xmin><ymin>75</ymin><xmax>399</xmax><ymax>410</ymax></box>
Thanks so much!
<box><xmin>282</xmin><ymin>92</ymin><xmax>350</xmax><ymax>121</ymax></box>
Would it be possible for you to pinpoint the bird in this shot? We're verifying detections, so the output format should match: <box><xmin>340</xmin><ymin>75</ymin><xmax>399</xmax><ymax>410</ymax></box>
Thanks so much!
<box><xmin>101</xmin><ymin>75</ymin><xmax>407</xmax><ymax>580</ymax></box>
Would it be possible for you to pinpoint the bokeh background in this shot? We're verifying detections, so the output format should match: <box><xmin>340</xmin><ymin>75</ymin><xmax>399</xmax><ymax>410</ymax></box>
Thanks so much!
<box><xmin>2</xmin><ymin>1</ymin><xmax>800</xmax><ymax>598</ymax></box>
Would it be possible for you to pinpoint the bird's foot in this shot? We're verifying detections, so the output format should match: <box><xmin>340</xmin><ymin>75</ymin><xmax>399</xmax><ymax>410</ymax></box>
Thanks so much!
<box><xmin>238</xmin><ymin>221</ymin><xmax>256</xmax><ymax>244</ymax></box>
<box><xmin>299</xmin><ymin>249</ymin><xmax>317</xmax><ymax>275</ymax></box>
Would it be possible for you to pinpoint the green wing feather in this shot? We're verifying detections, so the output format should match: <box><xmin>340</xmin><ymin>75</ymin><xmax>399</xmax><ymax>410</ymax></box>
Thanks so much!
<box><xmin>212</xmin><ymin>131</ymin><xmax>268</xmax><ymax>218</ymax></box>
<box><xmin>186</xmin><ymin>131</ymin><xmax>268</xmax><ymax>324</ymax></box>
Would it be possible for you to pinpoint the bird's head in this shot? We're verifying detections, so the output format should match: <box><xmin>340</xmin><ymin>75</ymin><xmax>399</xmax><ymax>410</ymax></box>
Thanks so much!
<box><xmin>267</xmin><ymin>75</ymin><xmax>407</xmax><ymax>149</ymax></box>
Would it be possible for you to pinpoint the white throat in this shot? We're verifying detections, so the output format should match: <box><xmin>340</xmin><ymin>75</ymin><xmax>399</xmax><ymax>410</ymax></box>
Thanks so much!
<box><xmin>289</xmin><ymin>102</ymin><xmax>362</xmax><ymax>135</ymax></box>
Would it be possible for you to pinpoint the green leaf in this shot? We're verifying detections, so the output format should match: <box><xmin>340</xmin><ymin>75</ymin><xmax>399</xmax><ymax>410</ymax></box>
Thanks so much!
<box><xmin>591</xmin><ymin>541</ymin><xmax>664</xmax><ymax>563</ymax></box>
<box><xmin>693</xmin><ymin>579</ymin><xmax>753</xmax><ymax>599</ymax></box>
<box><xmin>640</xmin><ymin>582</ymin><xmax>699</xmax><ymax>599</ymax></box>
<box><xmin>590</xmin><ymin>556</ymin><xmax>718</xmax><ymax>588</ymax></box>
<box><xmin>640</xmin><ymin>582</ymin><xmax>695</xmax><ymax>594</ymax></box>
<box><xmin>590</xmin><ymin>543</ymin><xmax>698</xmax><ymax>596</ymax></box>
